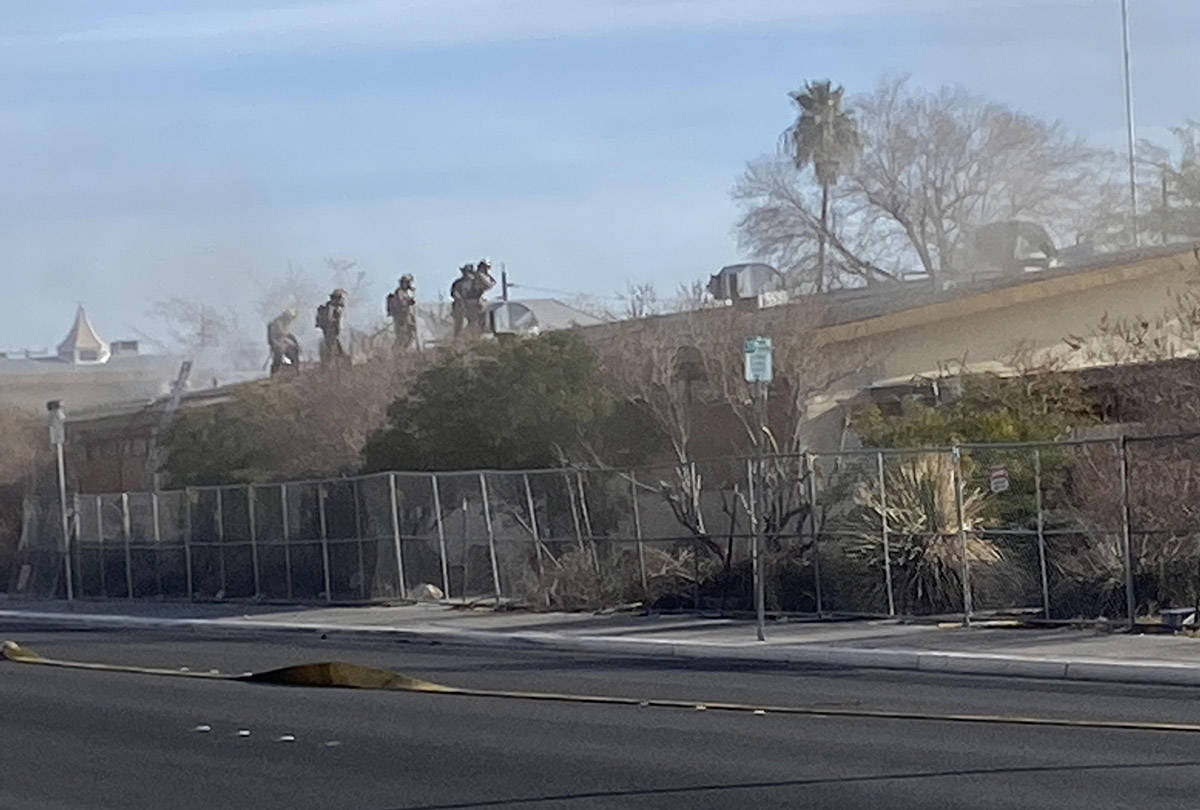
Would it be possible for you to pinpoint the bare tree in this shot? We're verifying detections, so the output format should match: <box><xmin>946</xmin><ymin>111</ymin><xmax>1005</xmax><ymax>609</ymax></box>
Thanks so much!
<box><xmin>1137</xmin><ymin>121</ymin><xmax>1200</xmax><ymax>245</ymax></box>
<box><xmin>595</xmin><ymin>303</ymin><xmax>871</xmax><ymax>608</ymax></box>
<box><xmin>734</xmin><ymin>157</ymin><xmax>899</xmax><ymax>291</ymax></box>
<box><xmin>252</xmin><ymin>262</ymin><xmax>322</xmax><ymax>323</ymax></box>
<box><xmin>617</xmin><ymin>281</ymin><xmax>661</xmax><ymax>319</ymax></box>
<box><xmin>672</xmin><ymin>279</ymin><xmax>712</xmax><ymax>313</ymax></box>
<box><xmin>849</xmin><ymin>78</ymin><xmax>1110</xmax><ymax>281</ymax></box>
<box><xmin>736</xmin><ymin>76</ymin><xmax>1113</xmax><ymax>289</ymax></box>
<box><xmin>146</xmin><ymin>298</ymin><xmax>238</xmax><ymax>356</ymax></box>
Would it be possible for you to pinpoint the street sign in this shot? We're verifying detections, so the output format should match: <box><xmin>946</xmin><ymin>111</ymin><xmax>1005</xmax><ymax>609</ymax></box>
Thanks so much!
<box><xmin>989</xmin><ymin>465</ymin><xmax>1010</xmax><ymax>494</ymax></box>
<box><xmin>46</xmin><ymin>400</ymin><xmax>66</xmax><ymax>446</ymax></box>
<box><xmin>744</xmin><ymin>336</ymin><xmax>773</xmax><ymax>383</ymax></box>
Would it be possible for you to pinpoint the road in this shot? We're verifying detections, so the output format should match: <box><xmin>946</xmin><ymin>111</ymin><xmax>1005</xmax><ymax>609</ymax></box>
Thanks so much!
<box><xmin>4</xmin><ymin>629</ymin><xmax>1200</xmax><ymax>809</ymax></box>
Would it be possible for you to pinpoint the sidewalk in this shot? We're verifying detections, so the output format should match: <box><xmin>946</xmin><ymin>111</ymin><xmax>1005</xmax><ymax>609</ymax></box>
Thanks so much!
<box><xmin>5</xmin><ymin>598</ymin><xmax>1200</xmax><ymax>686</ymax></box>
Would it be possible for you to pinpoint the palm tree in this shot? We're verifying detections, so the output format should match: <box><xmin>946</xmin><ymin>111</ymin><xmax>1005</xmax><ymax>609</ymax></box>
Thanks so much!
<box><xmin>780</xmin><ymin>80</ymin><xmax>861</xmax><ymax>292</ymax></box>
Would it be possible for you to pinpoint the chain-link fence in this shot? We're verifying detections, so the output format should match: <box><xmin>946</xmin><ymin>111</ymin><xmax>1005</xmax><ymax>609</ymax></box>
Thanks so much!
<box><xmin>16</xmin><ymin>433</ymin><xmax>1200</xmax><ymax>623</ymax></box>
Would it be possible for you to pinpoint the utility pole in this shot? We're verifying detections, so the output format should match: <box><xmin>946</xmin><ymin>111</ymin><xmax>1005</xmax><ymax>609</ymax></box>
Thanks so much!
<box><xmin>1121</xmin><ymin>0</ymin><xmax>1139</xmax><ymax>246</ymax></box>
<box><xmin>501</xmin><ymin>263</ymin><xmax>509</xmax><ymax>302</ymax></box>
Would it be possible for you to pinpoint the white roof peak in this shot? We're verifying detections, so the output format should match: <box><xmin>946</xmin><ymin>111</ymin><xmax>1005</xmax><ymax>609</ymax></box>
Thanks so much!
<box><xmin>57</xmin><ymin>306</ymin><xmax>111</xmax><ymax>364</ymax></box>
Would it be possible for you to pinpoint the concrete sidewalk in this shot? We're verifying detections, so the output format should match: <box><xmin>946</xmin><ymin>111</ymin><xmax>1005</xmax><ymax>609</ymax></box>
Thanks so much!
<box><xmin>5</xmin><ymin>598</ymin><xmax>1200</xmax><ymax>686</ymax></box>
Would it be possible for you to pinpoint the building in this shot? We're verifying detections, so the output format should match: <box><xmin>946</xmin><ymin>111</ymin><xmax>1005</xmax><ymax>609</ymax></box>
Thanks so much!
<box><xmin>574</xmin><ymin>242</ymin><xmax>1200</xmax><ymax>454</ymax></box>
<box><xmin>58</xmin><ymin>242</ymin><xmax>1200</xmax><ymax>491</ymax></box>
<box><xmin>0</xmin><ymin>307</ymin><xmax>187</xmax><ymax>413</ymax></box>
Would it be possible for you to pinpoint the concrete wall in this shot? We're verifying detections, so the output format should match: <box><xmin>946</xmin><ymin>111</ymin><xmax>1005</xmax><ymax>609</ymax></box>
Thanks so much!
<box><xmin>793</xmin><ymin>251</ymin><xmax>1199</xmax><ymax>451</ymax></box>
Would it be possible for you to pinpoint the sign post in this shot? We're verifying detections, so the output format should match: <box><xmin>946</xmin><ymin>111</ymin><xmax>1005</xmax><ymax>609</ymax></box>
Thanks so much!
<box><xmin>744</xmin><ymin>337</ymin><xmax>772</xmax><ymax>642</ymax></box>
<box><xmin>47</xmin><ymin>400</ymin><xmax>73</xmax><ymax>601</ymax></box>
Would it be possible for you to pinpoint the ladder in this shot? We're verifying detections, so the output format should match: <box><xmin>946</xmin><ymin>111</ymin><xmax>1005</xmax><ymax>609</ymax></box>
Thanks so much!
<box><xmin>143</xmin><ymin>359</ymin><xmax>192</xmax><ymax>490</ymax></box>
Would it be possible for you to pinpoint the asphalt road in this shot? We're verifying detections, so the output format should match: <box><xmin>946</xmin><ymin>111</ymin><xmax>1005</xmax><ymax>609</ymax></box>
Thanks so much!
<box><xmin>5</xmin><ymin>629</ymin><xmax>1200</xmax><ymax>809</ymax></box>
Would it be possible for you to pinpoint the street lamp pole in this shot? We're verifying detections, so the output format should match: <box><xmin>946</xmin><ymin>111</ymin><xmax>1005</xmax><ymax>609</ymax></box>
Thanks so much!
<box><xmin>1120</xmin><ymin>0</ymin><xmax>1139</xmax><ymax>246</ymax></box>
<box><xmin>47</xmin><ymin>400</ymin><xmax>73</xmax><ymax>601</ymax></box>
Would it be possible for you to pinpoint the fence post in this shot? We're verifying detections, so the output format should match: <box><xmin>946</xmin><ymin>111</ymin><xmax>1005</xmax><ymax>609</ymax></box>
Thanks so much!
<box><xmin>1033</xmin><ymin>448</ymin><xmax>1050</xmax><ymax>620</ymax></box>
<box><xmin>318</xmin><ymin>485</ymin><xmax>332</xmax><ymax>603</ymax></box>
<box><xmin>747</xmin><ymin>458</ymin><xmax>765</xmax><ymax>641</ymax></box>
<box><xmin>352</xmin><ymin>479</ymin><xmax>366</xmax><ymax>600</ymax></box>
<box><xmin>388</xmin><ymin>474</ymin><xmax>408</xmax><ymax>600</ymax></box>
<box><xmin>70</xmin><ymin>493</ymin><xmax>80</xmax><ymax>598</ymax></box>
<box><xmin>280</xmin><ymin>484</ymin><xmax>293</xmax><ymax>601</ymax></box>
<box><xmin>121</xmin><ymin>492</ymin><xmax>133</xmax><ymax>599</ymax></box>
<box><xmin>215</xmin><ymin>487</ymin><xmax>226</xmax><ymax>599</ymax></box>
<box><xmin>952</xmin><ymin>445</ymin><xmax>973</xmax><ymax>625</ymax></box>
<box><xmin>96</xmin><ymin>496</ymin><xmax>107</xmax><ymax>598</ymax></box>
<box><xmin>183</xmin><ymin>488</ymin><xmax>194</xmax><ymax>601</ymax></box>
<box><xmin>460</xmin><ymin>495</ymin><xmax>469</xmax><ymax>598</ymax></box>
<box><xmin>566</xmin><ymin>472</ymin><xmax>585</xmax><ymax>552</ymax></box>
<box><xmin>804</xmin><ymin>452</ymin><xmax>824</xmax><ymax>617</ymax></box>
<box><xmin>479</xmin><ymin>472</ymin><xmax>502</xmax><ymax>607</ymax></box>
<box><xmin>430</xmin><ymin>475</ymin><xmax>450</xmax><ymax>599</ymax></box>
<box><xmin>687</xmin><ymin>462</ymin><xmax>700</xmax><ymax>610</ymax></box>
<box><xmin>577</xmin><ymin>470</ymin><xmax>603</xmax><ymax>590</ymax></box>
<box><xmin>151</xmin><ymin>492</ymin><xmax>162</xmax><ymax>598</ymax></box>
<box><xmin>247</xmin><ymin>485</ymin><xmax>261</xmax><ymax>600</ymax></box>
<box><xmin>1118</xmin><ymin>435</ymin><xmax>1137</xmax><ymax>628</ymax></box>
<box><xmin>522</xmin><ymin>473</ymin><xmax>548</xmax><ymax>607</ymax></box>
<box><xmin>877</xmin><ymin>451</ymin><xmax>896</xmax><ymax>617</ymax></box>
<box><xmin>628</xmin><ymin>470</ymin><xmax>648</xmax><ymax>600</ymax></box>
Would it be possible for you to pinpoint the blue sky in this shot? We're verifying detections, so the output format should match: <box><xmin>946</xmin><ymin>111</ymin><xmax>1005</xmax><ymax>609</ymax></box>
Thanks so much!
<box><xmin>4</xmin><ymin>0</ymin><xmax>1198</xmax><ymax>350</ymax></box>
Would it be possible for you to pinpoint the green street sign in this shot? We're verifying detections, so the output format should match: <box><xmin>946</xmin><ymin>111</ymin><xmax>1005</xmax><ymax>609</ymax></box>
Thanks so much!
<box><xmin>743</xmin><ymin>336</ymin><xmax>773</xmax><ymax>383</ymax></box>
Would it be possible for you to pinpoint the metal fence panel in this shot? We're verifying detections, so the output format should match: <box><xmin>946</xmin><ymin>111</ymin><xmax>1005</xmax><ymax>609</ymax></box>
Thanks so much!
<box><xmin>430</xmin><ymin>473</ymin><xmax>495</xmax><ymax>602</ymax></box>
<box><xmin>283</xmin><ymin>482</ymin><xmax>326</xmax><ymax>600</ymax></box>
<box><xmin>1033</xmin><ymin>441</ymin><xmax>1125</xmax><ymax>619</ymax></box>
<box><xmin>251</xmin><ymin>484</ymin><xmax>287</xmax><ymax>599</ymax></box>
<box><xmin>38</xmin><ymin>432</ymin><xmax>1200</xmax><ymax>622</ymax></box>
<box><xmin>622</xmin><ymin>462</ymin><xmax>704</xmax><ymax>610</ymax></box>
<box><xmin>156</xmin><ymin>491</ymin><xmax>189</xmax><ymax>598</ymax></box>
<box><xmin>98</xmin><ymin>494</ymin><xmax>128</xmax><ymax>599</ymax></box>
<box><xmin>521</xmin><ymin>470</ymin><xmax>588</xmax><ymax>608</ymax></box>
<box><xmin>1126</xmin><ymin>434</ymin><xmax>1200</xmax><ymax>617</ymax></box>
<box><xmin>74</xmin><ymin>494</ymin><xmax>102</xmax><ymax>598</ymax></box>
<box><xmin>959</xmin><ymin>445</ymin><xmax>1044</xmax><ymax>617</ymax></box>
<box><xmin>391</xmin><ymin>473</ymin><xmax>444</xmax><ymax>598</ymax></box>
<box><xmin>692</xmin><ymin>457</ymin><xmax>753</xmax><ymax>613</ymax></box>
<box><xmin>126</xmin><ymin>492</ymin><xmax>159</xmax><ymax>598</ymax></box>
<box><xmin>857</xmin><ymin>450</ymin><xmax>968</xmax><ymax>618</ymax></box>
<box><xmin>813</xmin><ymin>451</ymin><xmax>888</xmax><ymax>616</ymax></box>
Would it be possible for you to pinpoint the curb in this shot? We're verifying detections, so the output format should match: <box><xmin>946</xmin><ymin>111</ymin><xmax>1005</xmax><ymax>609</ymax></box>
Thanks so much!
<box><xmin>4</xmin><ymin>609</ymin><xmax>1200</xmax><ymax>687</ymax></box>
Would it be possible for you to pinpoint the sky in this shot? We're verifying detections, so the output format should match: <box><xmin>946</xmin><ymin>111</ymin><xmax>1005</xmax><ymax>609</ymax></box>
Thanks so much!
<box><xmin>4</xmin><ymin>0</ymin><xmax>1199</xmax><ymax>351</ymax></box>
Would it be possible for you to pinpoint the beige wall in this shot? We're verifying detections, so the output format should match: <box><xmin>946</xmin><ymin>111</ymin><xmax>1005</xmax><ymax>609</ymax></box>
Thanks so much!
<box><xmin>867</xmin><ymin>267</ymin><xmax>1188</xmax><ymax>383</ymax></box>
<box><xmin>804</xmin><ymin>252</ymin><xmax>1199</xmax><ymax>450</ymax></box>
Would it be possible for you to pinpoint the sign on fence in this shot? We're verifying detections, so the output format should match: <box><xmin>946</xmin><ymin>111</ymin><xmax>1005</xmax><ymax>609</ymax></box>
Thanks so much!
<box><xmin>989</xmin><ymin>465</ymin><xmax>1010</xmax><ymax>494</ymax></box>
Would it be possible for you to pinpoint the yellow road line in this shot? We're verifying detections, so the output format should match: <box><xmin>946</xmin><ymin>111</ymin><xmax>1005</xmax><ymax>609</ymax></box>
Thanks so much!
<box><xmin>6</xmin><ymin>640</ymin><xmax>1199</xmax><ymax>735</ymax></box>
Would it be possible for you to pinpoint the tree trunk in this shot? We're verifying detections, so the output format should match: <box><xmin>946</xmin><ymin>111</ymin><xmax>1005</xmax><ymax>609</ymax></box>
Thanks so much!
<box><xmin>818</xmin><ymin>182</ymin><xmax>830</xmax><ymax>293</ymax></box>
